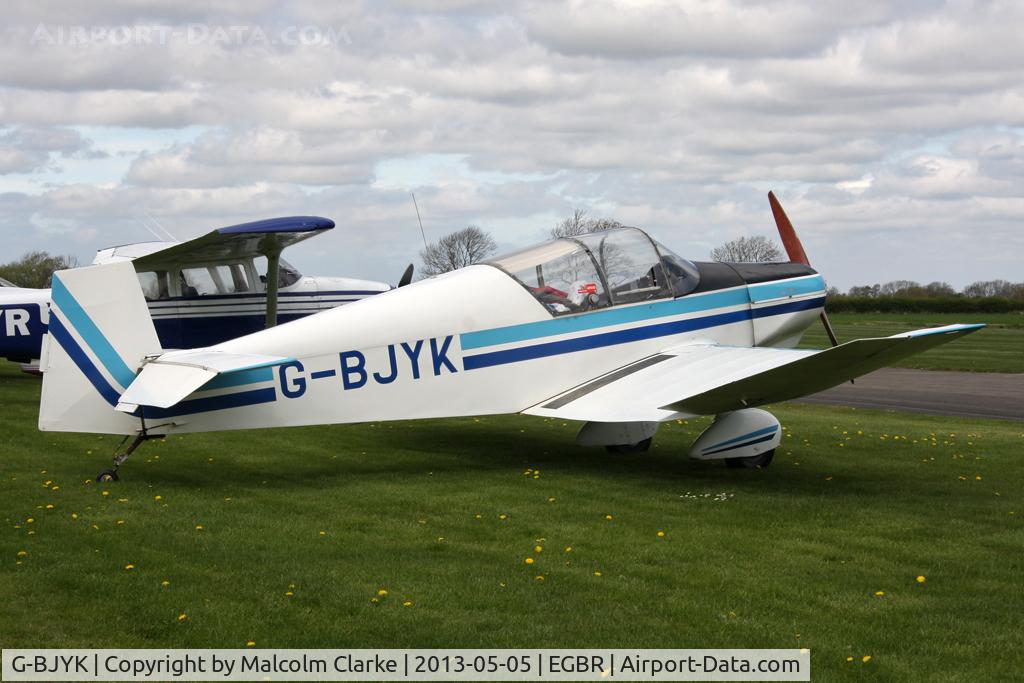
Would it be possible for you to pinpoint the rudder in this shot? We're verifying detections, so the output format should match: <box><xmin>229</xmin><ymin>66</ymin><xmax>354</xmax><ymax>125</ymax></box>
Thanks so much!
<box><xmin>39</xmin><ymin>261</ymin><xmax>161</xmax><ymax>435</ymax></box>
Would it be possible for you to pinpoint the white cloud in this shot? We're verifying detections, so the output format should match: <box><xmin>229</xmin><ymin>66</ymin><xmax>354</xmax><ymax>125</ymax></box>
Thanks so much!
<box><xmin>0</xmin><ymin>0</ymin><xmax>1021</xmax><ymax>290</ymax></box>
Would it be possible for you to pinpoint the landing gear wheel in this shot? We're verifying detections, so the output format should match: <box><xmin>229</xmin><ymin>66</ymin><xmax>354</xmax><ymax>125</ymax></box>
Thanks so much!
<box><xmin>725</xmin><ymin>449</ymin><xmax>775</xmax><ymax>469</ymax></box>
<box><xmin>605</xmin><ymin>437</ymin><xmax>653</xmax><ymax>454</ymax></box>
<box><xmin>96</xmin><ymin>468</ymin><xmax>119</xmax><ymax>482</ymax></box>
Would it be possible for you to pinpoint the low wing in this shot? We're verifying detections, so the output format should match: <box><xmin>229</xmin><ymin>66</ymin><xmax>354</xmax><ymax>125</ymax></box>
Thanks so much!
<box><xmin>115</xmin><ymin>349</ymin><xmax>293</xmax><ymax>412</ymax></box>
<box><xmin>524</xmin><ymin>324</ymin><xmax>985</xmax><ymax>422</ymax></box>
<box><xmin>131</xmin><ymin>216</ymin><xmax>334</xmax><ymax>270</ymax></box>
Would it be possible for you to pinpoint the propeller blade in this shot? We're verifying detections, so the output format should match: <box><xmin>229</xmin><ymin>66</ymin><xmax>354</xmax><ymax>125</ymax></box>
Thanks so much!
<box><xmin>768</xmin><ymin>190</ymin><xmax>809</xmax><ymax>265</ymax></box>
<box><xmin>398</xmin><ymin>263</ymin><xmax>414</xmax><ymax>288</ymax></box>
<box><xmin>768</xmin><ymin>191</ymin><xmax>842</xmax><ymax>350</ymax></box>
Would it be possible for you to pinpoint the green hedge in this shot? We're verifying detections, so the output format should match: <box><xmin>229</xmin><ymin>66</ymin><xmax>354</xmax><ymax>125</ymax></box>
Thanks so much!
<box><xmin>827</xmin><ymin>296</ymin><xmax>1024</xmax><ymax>313</ymax></box>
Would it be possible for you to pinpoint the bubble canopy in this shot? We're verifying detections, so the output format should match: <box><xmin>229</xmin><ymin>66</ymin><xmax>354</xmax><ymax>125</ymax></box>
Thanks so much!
<box><xmin>486</xmin><ymin>227</ymin><xmax>700</xmax><ymax>316</ymax></box>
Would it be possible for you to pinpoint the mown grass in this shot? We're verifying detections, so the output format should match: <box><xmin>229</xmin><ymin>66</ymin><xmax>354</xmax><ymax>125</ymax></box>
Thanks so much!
<box><xmin>798</xmin><ymin>312</ymin><xmax>1024</xmax><ymax>372</ymax></box>
<box><xmin>1</xmin><ymin>362</ymin><xmax>1022</xmax><ymax>681</ymax></box>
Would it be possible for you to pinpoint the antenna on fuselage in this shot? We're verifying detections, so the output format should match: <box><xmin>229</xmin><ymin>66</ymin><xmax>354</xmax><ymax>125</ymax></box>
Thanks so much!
<box><xmin>135</xmin><ymin>211</ymin><xmax>178</xmax><ymax>244</ymax></box>
<box><xmin>411</xmin><ymin>192</ymin><xmax>428</xmax><ymax>251</ymax></box>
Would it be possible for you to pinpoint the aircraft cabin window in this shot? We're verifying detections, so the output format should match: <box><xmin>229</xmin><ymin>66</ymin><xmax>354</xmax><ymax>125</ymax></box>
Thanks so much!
<box><xmin>653</xmin><ymin>241</ymin><xmax>701</xmax><ymax>297</ymax></box>
<box><xmin>575</xmin><ymin>229</ymin><xmax>672</xmax><ymax>305</ymax></box>
<box><xmin>254</xmin><ymin>256</ymin><xmax>302</xmax><ymax>289</ymax></box>
<box><xmin>488</xmin><ymin>227</ymin><xmax>698</xmax><ymax>316</ymax></box>
<box><xmin>488</xmin><ymin>239</ymin><xmax>609</xmax><ymax>316</ymax></box>
<box><xmin>180</xmin><ymin>267</ymin><xmax>220</xmax><ymax>296</ymax></box>
<box><xmin>137</xmin><ymin>270</ymin><xmax>170</xmax><ymax>300</ymax></box>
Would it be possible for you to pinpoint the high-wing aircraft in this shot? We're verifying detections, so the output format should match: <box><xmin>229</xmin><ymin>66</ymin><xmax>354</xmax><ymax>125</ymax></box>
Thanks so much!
<box><xmin>1</xmin><ymin>216</ymin><xmax>394</xmax><ymax>372</ymax></box>
<box><xmin>37</xmin><ymin>194</ymin><xmax>983</xmax><ymax>480</ymax></box>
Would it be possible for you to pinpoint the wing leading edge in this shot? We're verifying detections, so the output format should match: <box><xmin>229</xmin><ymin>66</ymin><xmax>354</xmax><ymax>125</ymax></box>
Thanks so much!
<box><xmin>524</xmin><ymin>324</ymin><xmax>985</xmax><ymax>422</ymax></box>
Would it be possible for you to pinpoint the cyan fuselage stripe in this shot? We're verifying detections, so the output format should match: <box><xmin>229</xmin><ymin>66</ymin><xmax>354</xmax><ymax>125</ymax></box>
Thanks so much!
<box><xmin>202</xmin><ymin>366</ymin><xmax>274</xmax><ymax>390</ymax></box>
<box><xmin>704</xmin><ymin>425</ymin><xmax>778</xmax><ymax>451</ymax></box>
<box><xmin>460</xmin><ymin>275</ymin><xmax>825</xmax><ymax>351</ymax></box>
<box><xmin>47</xmin><ymin>315</ymin><xmax>121</xmax><ymax>407</ymax></box>
<box><xmin>50</xmin><ymin>309</ymin><xmax>276</xmax><ymax>416</ymax></box>
<box><xmin>461</xmin><ymin>288</ymin><xmax>749</xmax><ymax>351</ymax></box>
<box><xmin>51</xmin><ymin>276</ymin><xmax>137</xmax><ymax>389</ymax></box>
<box><xmin>747</xmin><ymin>276</ymin><xmax>825</xmax><ymax>302</ymax></box>
<box><xmin>462</xmin><ymin>296</ymin><xmax>825</xmax><ymax>371</ymax></box>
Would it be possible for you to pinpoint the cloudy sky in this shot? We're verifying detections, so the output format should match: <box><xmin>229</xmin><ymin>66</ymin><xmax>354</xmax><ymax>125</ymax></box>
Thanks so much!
<box><xmin>1</xmin><ymin>0</ymin><xmax>1022</xmax><ymax>290</ymax></box>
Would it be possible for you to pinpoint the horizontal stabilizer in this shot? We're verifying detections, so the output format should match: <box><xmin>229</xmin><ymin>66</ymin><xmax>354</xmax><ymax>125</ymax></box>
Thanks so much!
<box><xmin>525</xmin><ymin>323</ymin><xmax>985</xmax><ymax>422</ymax></box>
<box><xmin>115</xmin><ymin>350</ymin><xmax>293</xmax><ymax>412</ymax></box>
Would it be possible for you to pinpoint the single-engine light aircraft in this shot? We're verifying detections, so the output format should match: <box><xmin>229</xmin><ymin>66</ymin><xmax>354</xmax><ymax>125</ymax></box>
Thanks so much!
<box><xmin>1</xmin><ymin>216</ymin><xmax>395</xmax><ymax>373</ymax></box>
<box><xmin>37</xmin><ymin>194</ymin><xmax>983</xmax><ymax>480</ymax></box>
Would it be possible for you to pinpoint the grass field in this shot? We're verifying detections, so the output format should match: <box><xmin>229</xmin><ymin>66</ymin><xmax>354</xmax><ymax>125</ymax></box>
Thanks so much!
<box><xmin>798</xmin><ymin>312</ymin><xmax>1024</xmax><ymax>373</ymax></box>
<box><xmin>2</xmin><ymin>362</ymin><xmax>1022</xmax><ymax>681</ymax></box>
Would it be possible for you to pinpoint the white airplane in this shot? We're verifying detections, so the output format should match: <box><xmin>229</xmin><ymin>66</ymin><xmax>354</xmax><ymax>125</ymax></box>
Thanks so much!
<box><xmin>1</xmin><ymin>216</ymin><xmax>396</xmax><ymax>372</ymax></box>
<box><xmin>36</xmin><ymin>194</ymin><xmax>983</xmax><ymax>480</ymax></box>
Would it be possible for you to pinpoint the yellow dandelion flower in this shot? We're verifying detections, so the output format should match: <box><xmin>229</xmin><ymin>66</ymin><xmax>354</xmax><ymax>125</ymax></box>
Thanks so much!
<box><xmin>875</xmin><ymin>591</ymin><xmax>885</xmax><ymax>597</ymax></box>
<box><xmin>45</xmin><ymin>504</ymin><xmax>54</xmax><ymax>510</ymax></box>
<box><xmin>499</xmin><ymin>514</ymin><xmax>508</xmax><ymax>520</ymax></box>
<box><xmin>285</xmin><ymin>591</ymin><xmax>294</xmax><ymax>597</ymax></box>
<box><xmin>154</xmin><ymin>495</ymin><xmax>162</xmax><ymax>501</ymax></box>
<box><xmin>862</xmin><ymin>656</ymin><xmax>871</xmax><ymax>663</ymax></box>
<box><xmin>548</xmin><ymin>497</ymin><xmax>556</xmax><ymax>503</ymax></box>
<box><xmin>16</xmin><ymin>550</ymin><xmax>27</xmax><ymax>557</ymax></box>
<box><xmin>117</xmin><ymin>520</ymin><xmax>124</xmax><ymax>525</ymax></box>
<box><xmin>656</xmin><ymin>531</ymin><xmax>665</xmax><ymax>538</ymax></box>
<box><xmin>177</xmin><ymin>613</ymin><xmax>187</xmax><ymax>621</ymax></box>
<box><xmin>474</xmin><ymin>514</ymin><xmax>482</xmax><ymax>519</ymax></box>
<box><xmin>124</xmin><ymin>564</ymin><xmax>135</xmax><ymax>570</ymax></box>
<box><xmin>534</xmin><ymin>576</ymin><xmax>544</xmax><ymax>582</ymax></box>
<box><xmin>916</xmin><ymin>575</ymin><xmax>926</xmax><ymax>583</ymax></box>
<box><xmin>403</xmin><ymin>600</ymin><xmax>413</xmax><ymax>606</ymax></box>
<box><xmin>246</xmin><ymin>641</ymin><xmax>255</xmax><ymax>647</ymax></box>
<box><xmin>605</xmin><ymin>514</ymin><xmax>613</xmax><ymax>520</ymax></box>
<box><xmin>593</xmin><ymin>570</ymin><xmax>602</xmax><ymax>577</ymax></box>
<box><xmin>524</xmin><ymin>557</ymin><xmax>534</xmax><ymax>565</ymax></box>
<box><xmin>534</xmin><ymin>545</ymin><xmax>543</xmax><ymax>553</ymax></box>
<box><xmin>71</xmin><ymin>513</ymin><xmax>78</xmax><ymax>520</ymax></box>
<box><xmin>846</xmin><ymin>656</ymin><xmax>853</xmax><ymax>662</ymax></box>
<box><xmin>102</xmin><ymin>491</ymin><xmax>109</xmax><ymax>497</ymax></box>
<box><xmin>378</xmin><ymin>589</ymin><xmax>388</xmax><ymax>597</ymax></box>
<box><xmin>26</xmin><ymin>518</ymin><xmax>34</xmax><ymax>524</ymax></box>
<box><xmin>161</xmin><ymin>580</ymin><xmax>170</xmax><ymax>587</ymax></box>
<box><xmin>565</xmin><ymin>546</ymin><xmax>572</xmax><ymax>552</ymax></box>
<box><xmin>370</xmin><ymin>597</ymin><xmax>379</xmax><ymax>605</ymax></box>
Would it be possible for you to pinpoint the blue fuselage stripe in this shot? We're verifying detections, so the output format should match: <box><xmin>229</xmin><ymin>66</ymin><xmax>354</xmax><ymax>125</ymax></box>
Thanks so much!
<box><xmin>138</xmin><ymin>387</ymin><xmax>278</xmax><ymax>419</ymax></box>
<box><xmin>463</xmin><ymin>296</ymin><xmax>825</xmax><ymax>371</ymax></box>
<box><xmin>460</xmin><ymin>288</ymin><xmax>752</xmax><ymax>351</ymax></box>
<box><xmin>460</xmin><ymin>275</ymin><xmax>825</xmax><ymax>351</ymax></box>
<box><xmin>47</xmin><ymin>315</ymin><xmax>121</xmax><ymax>407</ymax></box>
<box><xmin>51</xmin><ymin>276</ymin><xmax>136</xmax><ymax>389</ymax></box>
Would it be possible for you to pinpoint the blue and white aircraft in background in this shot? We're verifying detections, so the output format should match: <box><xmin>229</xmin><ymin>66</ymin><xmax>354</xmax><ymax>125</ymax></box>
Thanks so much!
<box><xmin>0</xmin><ymin>216</ymin><xmax>394</xmax><ymax>372</ymax></box>
<box><xmin>37</xmin><ymin>194</ymin><xmax>983</xmax><ymax>480</ymax></box>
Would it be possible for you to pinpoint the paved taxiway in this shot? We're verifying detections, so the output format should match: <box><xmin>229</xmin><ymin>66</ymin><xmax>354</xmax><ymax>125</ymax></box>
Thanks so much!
<box><xmin>797</xmin><ymin>368</ymin><xmax>1024</xmax><ymax>421</ymax></box>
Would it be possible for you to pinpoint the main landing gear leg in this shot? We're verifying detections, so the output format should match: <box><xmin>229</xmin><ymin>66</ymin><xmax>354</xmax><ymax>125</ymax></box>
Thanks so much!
<box><xmin>96</xmin><ymin>416</ymin><xmax>166</xmax><ymax>482</ymax></box>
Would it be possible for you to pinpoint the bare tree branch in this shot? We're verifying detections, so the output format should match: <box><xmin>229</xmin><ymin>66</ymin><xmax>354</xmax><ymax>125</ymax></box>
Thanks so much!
<box><xmin>419</xmin><ymin>225</ymin><xmax>498</xmax><ymax>276</ymax></box>
<box><xmin>710</xmin><ymin>236</ymin><xmax>783</xmax><ymax>263</ymax></box>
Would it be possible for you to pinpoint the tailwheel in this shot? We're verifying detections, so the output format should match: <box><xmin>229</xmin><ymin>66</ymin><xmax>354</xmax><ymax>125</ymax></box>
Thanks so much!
<box><xmin>96</xmin><ymin>468</ymin><xmax>119</xmax><ymax>482</ymax></box>
<box><xmin>725</xmin><ymin>449</ymin><xmax>775</xmax><ymax>469</ymax></box>
<box><xmin>605</xmin><ymin>437</ymin><xmax>653</xmax><ymax>454</ymax></box>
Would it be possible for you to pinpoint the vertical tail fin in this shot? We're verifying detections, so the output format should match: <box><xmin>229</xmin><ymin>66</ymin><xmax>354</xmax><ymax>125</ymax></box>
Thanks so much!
<box><xmin>39</xmin><ymin>261</ymin><xmax>161</xmax><ymax>435</ymax></box>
